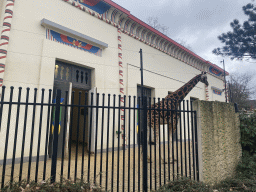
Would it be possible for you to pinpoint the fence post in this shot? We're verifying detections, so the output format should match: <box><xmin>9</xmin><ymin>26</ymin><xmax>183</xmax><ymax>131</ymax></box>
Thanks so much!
<box><xmin>51</xmin><ymin>89</ymin><xmax>61</xmax><ymax>183</ymax></box>
<box><xmin>142</xmin><ymin>96</ymin><xmax>148</xmax><ymax>192</ymax></box>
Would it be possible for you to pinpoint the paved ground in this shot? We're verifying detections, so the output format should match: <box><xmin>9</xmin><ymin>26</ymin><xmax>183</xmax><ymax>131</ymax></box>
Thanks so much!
<box><xmin>0</xmin><ymin>141</ymin><xmax>196</xmax><ymax>191</ymax></box>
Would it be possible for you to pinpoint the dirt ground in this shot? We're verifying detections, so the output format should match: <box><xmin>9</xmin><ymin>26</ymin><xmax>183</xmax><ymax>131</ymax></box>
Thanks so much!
<box><xmin>0</xmin><ymin>141</ymin><xmax>196</xmax><ymax>191</ymax></box>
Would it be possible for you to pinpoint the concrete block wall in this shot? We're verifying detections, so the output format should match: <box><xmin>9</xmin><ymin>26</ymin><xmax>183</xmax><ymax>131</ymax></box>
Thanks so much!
<box><xmin>194</xmin><ymin>100</ymin><xmax>242</xmax><ymax>184</ymax></box>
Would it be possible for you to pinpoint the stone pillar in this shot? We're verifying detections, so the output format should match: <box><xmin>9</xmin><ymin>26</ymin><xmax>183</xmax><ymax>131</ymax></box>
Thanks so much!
<box><xmin>193</xmin><ymin>100</ymin><xmax>241</xmax><ymax>184</ymax></box>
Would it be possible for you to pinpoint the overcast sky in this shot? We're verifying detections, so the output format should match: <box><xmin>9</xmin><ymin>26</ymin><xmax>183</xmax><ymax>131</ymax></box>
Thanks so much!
<box><xmin>112</xmin><ymin>0</ymin><xmax>256</xmax><ymax>91</ymax></box>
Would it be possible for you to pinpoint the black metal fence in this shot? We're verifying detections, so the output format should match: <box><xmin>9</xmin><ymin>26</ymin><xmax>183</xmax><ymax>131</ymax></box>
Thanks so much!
<box><xmin>0</xmin><ymin>86</ymin><xmax>199</xmax><ymax>191</ymax></box>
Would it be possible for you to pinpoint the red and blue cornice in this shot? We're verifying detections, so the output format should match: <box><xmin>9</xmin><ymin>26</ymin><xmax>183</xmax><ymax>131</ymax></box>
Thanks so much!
<box><xmin>111</xmin><ymin>9</ymin><xmax>118</xmax><ymax>22</ymax></box>
<box><xmin>74</xmin><ymin>0</ymin><xmax>111</xmax><ymax>14</ymax></box>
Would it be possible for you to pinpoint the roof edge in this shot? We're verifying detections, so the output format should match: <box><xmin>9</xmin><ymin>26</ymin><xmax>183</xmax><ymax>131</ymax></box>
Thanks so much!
<box><xmin>103</xmin><ymin>0</ymin><xmax>229</xmax><ymax>76</ymax></box>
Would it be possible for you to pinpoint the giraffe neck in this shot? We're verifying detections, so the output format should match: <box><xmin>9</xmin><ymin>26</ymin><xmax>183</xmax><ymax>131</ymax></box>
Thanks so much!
<box><xmin>166</xmin><ymin>74</ymin><xmax>202</xmax><ymax>101</ymax></box>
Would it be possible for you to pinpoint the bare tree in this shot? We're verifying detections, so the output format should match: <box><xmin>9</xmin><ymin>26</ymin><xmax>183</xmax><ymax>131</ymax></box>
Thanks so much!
<box><xmin>175</xmin><ymin>38</ymin><xmax>194</xmax><ymax>52</ymax></box>
<box><xmin>146</xmin><ymin>17</ymin><xmax>194</xmax><ymax>51</ymax></box>
<box><xmin>146</xmin><ymin>17</ymin><xmax>169</xmax><ymax>35</ymax></box>
<box><xmin>228</xmin><ymin>72</ymin><xmax>255</xmax><ymax>110</ymax></box>
<box><xmin>147</xmin><ymin>17</ymin><xmax>161</xmax><ymax>29</ymax></box>
<box><xmin>160</xmin><ymin>25</ymin><xmax>169</xmax><ymax>36</ymax></box>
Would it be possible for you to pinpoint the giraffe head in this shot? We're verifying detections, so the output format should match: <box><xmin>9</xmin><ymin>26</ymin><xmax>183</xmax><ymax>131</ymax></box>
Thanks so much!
<box><xmin>200</xmin><ymin>72</ymin><xmax>209</xmax><ymax>86</ymax></box>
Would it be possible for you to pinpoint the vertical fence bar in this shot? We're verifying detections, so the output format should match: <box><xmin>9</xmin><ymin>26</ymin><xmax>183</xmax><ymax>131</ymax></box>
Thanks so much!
<box><xmin>19</xmin><ymin>88</ymin><xmax>30</xmax><ymax>182</ymax></box>
<box><xmin>194</xmin><ymin>111</ymin><xmax>199</xmax><ymax>181</ymax></box>
<box><xmin>93</xmin><ymin>93</ymin><xmax>99</xmax><ymax>183</ymax></box>
<box><xmin>61</xmin><ymin>91</ymin><xmax>68</xmax><ymax>183</ymax></box>
<box><xmin>149</xmin><ymin>97</ymin><xmax>152</xmax><ymax>191</ymax></box>
<box><xmin>187</xmin><ymin>100</ymin><xmax>191</xmax><ymax>179</ymax></box>
<box><xmin>10</xmin><ymin>87</ymin><xmax>22</xmax><ymax>183</ymax></box>
<box><xmin>167</xmin><ymin>99</ymin><xmax>170</xmax><ymax>181</ymax></box>
<box><xmin>43</xmin><ymin>89</ymin><xmax>52</xmax><ymax>180</ymax></box>
<box><xmin>1</xmin><ymin>86</ymin><xmax>14</xmax><ymax>188</ymax></box>
<box><xmin>51</xmin><ymin>89</ymin><xmax>61</xmax><ymax>183</ymax></box>
<box><xmin>0</xmin><ymin>86</ymin><xmax>6</xmax><ymax>131</ymax></box>
<box><xmin>128</xmin><ymin>96</ymin><xmax>131</xmax><ymax>192</ymax></box>
<box><xmin>179</xmin><ymin>101</ymin><xmax>183</xmax><ymax>177</ymax></box>
<box><xmin>133</xmin><ymin>96</ymin><xmax>136</xmax><ymax>192</ymax></box>
<box><xmin>175</xmin><ymin>101</ymin><xmax>179</xmax><ymax>179</ymax></box>
<box><xmin>183</xmin><ymin>100</ymin><xmax>187</xmax><ymax>178</ymax></box>
<box><xmin>122</xmin><ymin>95</ymin><xmax>126</xmax><ymax>192</ymax></box>
<box><xmin>68</xmin><ymin>91</ymin><xmax>75</xmax><ymax>180</ymax></box>
<box><xmin>117</xmin><ymin>95</ymin><xmax>121</xmax><ymax>192</ymax></box>
<box><xmin>171</xmin><ymin>99</ymin><xmax>175</xmax><ymax>181</ymax></box>
<box><xmin>153</xmin><ymin>98</ymin><xmax>157</xmax><ymax>190</ymax></box>
<box><xmin>35</xmin><ymin>89</ymin><xmax>45</xmax><ymax>182</ymax></box>
<box><xmin>111</xmin><ymin>94</ymin><xmax>116</xmax><ymax>192</ymax></box>
<box><xmin>171</xmin><ymin>100</ymin><xmax>175</xmax><ymax>181</ymax></box>
<box><xmin>190</xmin><ymin>101</ymin><xmax>195</xmax><ymax>180</ymax></box>
<box><xmin>105</xmin><ymin>94</ymin><xmax>110</xmax><ymax>191</ymax></box>
<box><xmin>142</xmin><ymin>96</ymin><xmax>148</xmax><ymax>192</ymax></box>
<box><xmin>87</xmin><ymin>92</ymin><xmax>94</xmax><ymax>183</ymax></box>
<box><xmin>158</xmin><ymin>98</ymin><xmax>161</xmax><ymax>186</ymax></box>
<box><xmin>100</xmin><ymin>93</ymin><xmax>105</xmax><ymax>186</ymax></box>
<box><xmin>75</xmin><ymin>91</ymin><xmax>82</xmax><ymax>182</ymax></box>
<box><xmin>138</xmin><ymin>97</ymin><xmax>141</xmax><ymax>192</ymax></box>
<box><xmin>81</xmin><ymin>92</ymin><xmax>88</xmax><ymax>182</ymax></box>
<box><xmin>27</xmin><ymin>88</ymin><xmax>38</xmax><ymax>183</ymax></box>
<box><xmin>162</xmin><ymin>98</ymin><xmax>166</xmax><ymax>185</ymax></box>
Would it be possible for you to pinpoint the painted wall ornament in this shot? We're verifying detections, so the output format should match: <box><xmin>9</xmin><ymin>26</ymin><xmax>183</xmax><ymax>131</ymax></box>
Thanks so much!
<box><xmin>0</xmin><ymin>0</ymin><xmax>15</xmax><ymax>87</ymax></box>
<box><xmin>209</xmin><ymin>66</ymin><xmax>222</xmax><ymax>76</ymax></box>
<box><xmin>213</xmin><ymin>90</ymin><xmax>222</xmax><ymax>95</ymax></box>
<box><xmin>46</xmin><ymin>29</ymin><xmax>102</xmax><ymax>56</ymax></box>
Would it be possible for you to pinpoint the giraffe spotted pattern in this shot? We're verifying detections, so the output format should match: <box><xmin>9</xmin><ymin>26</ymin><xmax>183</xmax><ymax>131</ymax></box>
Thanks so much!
<box><xmin>147</xmin><ymin>72</ymin><xmax>209</xmax><ymax>148</ymax></box>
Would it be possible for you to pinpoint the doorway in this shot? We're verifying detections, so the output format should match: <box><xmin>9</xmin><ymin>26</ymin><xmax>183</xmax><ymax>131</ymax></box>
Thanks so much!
<box><xmin>70</xmin><ymin>88</ymin><xmax>89</xmax><ymax>151</ymax></box>
<box><xmin>49</xmin><ymin>60</ymin><xmax>92</xmax><ymax>158</ymax></box>
<box><xmin>137</xmin><ymin>85</ymin><xmax>152</xmax><ymax>145</ymax></box>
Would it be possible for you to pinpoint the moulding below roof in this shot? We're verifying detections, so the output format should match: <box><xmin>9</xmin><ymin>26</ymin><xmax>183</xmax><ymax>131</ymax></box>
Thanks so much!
<box><xmin>102</xmin><ymin>0</ymin><xmax>229</xmax><ymax>76</ymax></box>
<box><xmin>60</xmin><ymin>0</ymin><xmax>228</xmax><ymax>79</ymax></box>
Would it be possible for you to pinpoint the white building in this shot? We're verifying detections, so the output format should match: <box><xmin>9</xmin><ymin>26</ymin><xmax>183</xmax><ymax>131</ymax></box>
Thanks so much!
<box><xmin>0</xmin><ymin>0</ymin><xmax>228</xmax><ymax>160</ymax></box>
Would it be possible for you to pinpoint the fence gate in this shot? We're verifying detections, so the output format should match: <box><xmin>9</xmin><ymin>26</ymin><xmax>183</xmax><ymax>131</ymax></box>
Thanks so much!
<box><xmin>0</xmin><ymin>87</ymin><xmax>199</xmax><ymax>191</ymax></box>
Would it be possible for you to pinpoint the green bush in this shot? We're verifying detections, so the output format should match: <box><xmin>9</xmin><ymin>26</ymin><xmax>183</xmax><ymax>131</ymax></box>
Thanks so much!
<box><xmin>239</xmin><ymin>112</ymin><xmax>256</xmax><ymax>155</ymax></box>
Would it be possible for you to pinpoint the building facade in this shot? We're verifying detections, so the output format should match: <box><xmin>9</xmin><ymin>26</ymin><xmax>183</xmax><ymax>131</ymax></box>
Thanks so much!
<box><xmin>0</xmin><ymin>0</ymin><xmax>228</xmax><ymax>159</ymax></box>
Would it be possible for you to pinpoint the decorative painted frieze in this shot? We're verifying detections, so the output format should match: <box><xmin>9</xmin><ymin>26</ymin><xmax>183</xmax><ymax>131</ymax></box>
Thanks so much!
<box><xmin>213</xmin><ymin>90</ymin><xmax>222</xmax><ymax>95</ymax></box>
<box><xmin>46</xmin><ymin>29</ymin><xmax>102</xmax><ymax>56</ymax></box>
<box><xmin>209</xmin><ymin>66</ymin><xmax>222</xmax><ymax>76</ymax></box>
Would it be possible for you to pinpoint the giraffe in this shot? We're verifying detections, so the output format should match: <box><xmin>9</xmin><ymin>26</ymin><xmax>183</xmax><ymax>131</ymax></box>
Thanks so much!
<box><xmin>146</xmin><ymin>72</ymin><xmax>209</xmax><ymax>162</ymax></box>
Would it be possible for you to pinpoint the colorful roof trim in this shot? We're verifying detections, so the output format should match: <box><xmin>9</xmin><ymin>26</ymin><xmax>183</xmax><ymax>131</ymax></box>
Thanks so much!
<box><xmin>102</xmin><ymin>0</ymin><xmax>229</xmax><ymax>75</ymax></box>
<box><xmin>77</xmin><ymin>0</ymin><xmax>111</xmax><ymax>14</ymax></box>
<box><xmin>111</xmin><ymin>9</ymin><xmax>118</xmax><ymax>22</ymax></box>
<box><xmin>130</xmin><ymin>22</ymin><xmax>136</xmax><ymax>34</ymax></box>
<box><xmin>136</xmin><ymin>26</ymin><xmax>142</xmax><ymax>37</ymax></box>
